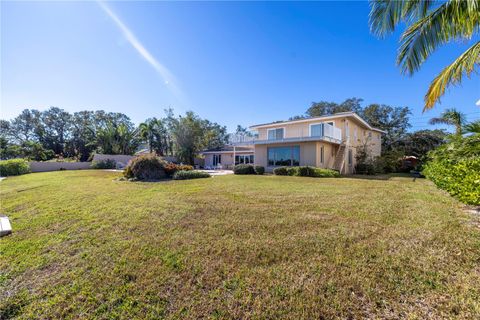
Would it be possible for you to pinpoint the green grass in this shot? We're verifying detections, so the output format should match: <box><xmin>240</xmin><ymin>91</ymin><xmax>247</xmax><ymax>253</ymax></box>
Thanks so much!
<box><xmin>1</xmin><ymin>170</ymin><xmax>479</xmax><ymax>319</ymax></box>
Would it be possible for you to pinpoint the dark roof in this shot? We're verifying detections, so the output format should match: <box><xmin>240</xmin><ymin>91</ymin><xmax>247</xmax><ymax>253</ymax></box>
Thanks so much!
<box><xmin>202</xmin><ymin>146</ymin><xmax>253</xmax><ymax>153</ymax></box>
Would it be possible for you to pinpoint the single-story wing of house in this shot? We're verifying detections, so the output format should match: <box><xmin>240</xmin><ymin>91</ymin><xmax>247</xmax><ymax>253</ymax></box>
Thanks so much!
<box><xmin>200</xmin><ymin>146</ymin><xmax>254</xmax><ymax>170</ymax></box>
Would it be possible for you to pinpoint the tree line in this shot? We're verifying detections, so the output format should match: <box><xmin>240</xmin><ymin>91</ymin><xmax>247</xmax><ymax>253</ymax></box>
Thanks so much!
<box><xmin>0</xmin><ymin>107</ymin><xmax>228</xmax><ymax>164</ymax></box>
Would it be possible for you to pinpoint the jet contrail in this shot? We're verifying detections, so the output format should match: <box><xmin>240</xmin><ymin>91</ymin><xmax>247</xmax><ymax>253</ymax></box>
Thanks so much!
<box><xmin>98</xmin><ymin>1</ymin><xmax>184</xmax><ymax>101</ymax></box>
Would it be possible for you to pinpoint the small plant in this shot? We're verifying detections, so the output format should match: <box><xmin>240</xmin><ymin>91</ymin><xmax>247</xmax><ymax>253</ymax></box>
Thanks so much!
<box><xmin>123</xmin><ymin>154</ymin><xmax>167</xmax><ymax>180</ymax></box>
<box><xmin>273</xmin><ymin>167</ymin><xmax>289</xmax><ymax>175</ymax></box>
<box><xmin>254</xmin><ymin>166</ymin><xmax>265</xmax><ymax>175</ymax></box>
<box><xmin>164</xmin><ymin>163</ymin><xmax>194</xmax><ymax>176</ymax></box>
<box><xmin>91</xmin><ymin>159</ymin><xmax>116</xmax><ymax>169</ymax></box>
<box><xmin>0</xmin><ymin>159</ymin><xmax>31</xmax><ymax>176</ymax></box>
<box><xmin>313</xmin><ymin>168</ymin><xmax>340</xmax><ymax>178</ymax></box>
<box><xmin>172</xmin><ymin>170</ymin><xmax>211</xmax><ymax>180</ymax></box>
<box><xmin>234</xmin><ymin>164</ymin><xmax>255</xmax><ymax>175</ymax></box>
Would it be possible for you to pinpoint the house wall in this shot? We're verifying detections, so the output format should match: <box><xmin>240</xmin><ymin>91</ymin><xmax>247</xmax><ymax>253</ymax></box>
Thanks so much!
<box><xmin>254</xmin><ymin>141</ymin><xmax>321</xmax><ymax>172</ymax></box>
<box><xmin>203</xmin><ymin>152</ymin><xmax>253</xmax><ymax>169</ymax></box>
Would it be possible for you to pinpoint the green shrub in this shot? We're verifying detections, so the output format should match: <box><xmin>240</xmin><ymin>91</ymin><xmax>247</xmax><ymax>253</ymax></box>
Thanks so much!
<box><xmin>123</xmin><ymin>154</ymin><xmax>167</xmax><ymax>180</ymax></box>
<box><xmin>234</xmin><ymin>164</ymin><xmax>255</xmax><ymax>175</ymax></box>
<box><xmin>273</xmin><ymin>167</ymin><xmax>289</xmax><ymax>175</ymax></box>
<box><xmin>313</xmin><ymin>168</ymin><xmax>340</xmax><ymax>178</ymax></box>
<box><xmin>297</xmin><ymin>166</ymin><xmax>316</xmax><ymax>177</ymax></box>
<box><xmin>423</xmin><ymin>135</ymin><xmax>480</xmax><ymax>205</ymax></box>
<box><xmin>286</xmin><ymin>167</ymin><xmax>298</xmax><ymax>176</ymax></box>
<box><xmin>0</xmin><ymin>159</ymin><xmax>31</xmax><ymax>176</ymax></box>
<box><xmin>254</xmin><ymin>166</ymin><xmax>265</xmax><ymax>175</ymax></box>
<box><xmin>164</xmin><ymin>163</ymin><xmax>193</xmax><ymax>176</ymax></box>
<box><xmin>173</xmin><ymin>170</ymin><xmax>211</xmax><ymax>180</ymax></box>
<box><xmin>91</xmin><ymin>159</ymin><xmax>116</xmax><ymax>169</ymax></box>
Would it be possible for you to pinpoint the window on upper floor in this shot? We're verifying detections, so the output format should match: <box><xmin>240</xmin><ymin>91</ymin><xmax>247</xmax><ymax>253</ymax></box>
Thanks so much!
<box><xmin>310</xmin><ymin>124</ymin><xmax>323</xmax><ymax>137</ymax></box>
<box><xmin>267</xmin><ymin>128</ymin><xmax>284</xmax><ymax>140</ymax></box>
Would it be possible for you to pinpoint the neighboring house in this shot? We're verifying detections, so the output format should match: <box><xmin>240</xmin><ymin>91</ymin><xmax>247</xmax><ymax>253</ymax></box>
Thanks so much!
<box><xmin>201</xmin><ymin>146</ymin><xmax>254</xmax><ymax>169</ymax></box>
<box><xmin>243</xmin><ymin>112</ymin><xmax>384</xmax><ymax>174</ymax></box>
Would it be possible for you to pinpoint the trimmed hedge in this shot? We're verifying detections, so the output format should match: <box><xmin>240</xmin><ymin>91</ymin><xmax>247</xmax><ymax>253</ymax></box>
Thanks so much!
<box><xmin>173</xmin><ymin>170</ymin><xmax>211</xmax><ymax>180</ymax></box>
<box><xmin>423</xmin><ymin>135</ymin><xmax>480</xmax><ymax>205</ymax></box>
<box><xmin>91</xmin><ymin>159</ymin><xmax>116</xmax><ymax>169</ymax></box>
<box><xmin>0</xmin><ymin>159</ymin><xmax>31</xmax><ymax>176</ymax></box>
<box><xmin>313</xmin><ymin>168</ymin><xmax>340</xmax><ymax>178</ymax></box>
<box><xmin>124</xmin><ymin>154</ymin><xmax>167</xmax><ymax>180</ymax></box>
<box><xmin>273</xmin><ymin>166</ymin><xmax>340</xmax><ymax>178</ymax></box>
<box><xmin>273</xmin><ymin>167</ymin><xmax>288</xmax><ymax>175</ymax></box>
<box><xmin>234</xmin><ymin>164</ymin><xmax>255</xmax><ymax>175</ymax></box>
<box><xmin>254</xmin><ymin>166</ymin><xmax>265</xmax><ymax>175</ymax></box>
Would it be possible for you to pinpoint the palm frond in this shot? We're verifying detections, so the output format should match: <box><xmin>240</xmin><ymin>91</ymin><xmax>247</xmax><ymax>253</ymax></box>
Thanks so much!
<box><xmin>424</xmin><ymin>41</ymin><xmax>480</xmax><ymax>110</ymax></box>
<box><xmin>369</xmin><ymin>0</ymin><xmax>433</xmax><ymax>37</ymax></box>
<box><xmin>429</xmin><ymin>117</ymin><xmax>453</xmax><ymax>126</ymax></box>
<box><xmin>398</xmin><ymin>0</ymin><xmax>480</xmax><ymax>75</ymax></box>
<box><xmin>463</xmin><ymin>120</ymin><xmax>480</xmax><ymax>134</ymax></box>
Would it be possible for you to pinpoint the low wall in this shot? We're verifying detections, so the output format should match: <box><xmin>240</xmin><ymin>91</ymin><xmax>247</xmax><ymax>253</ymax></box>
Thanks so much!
<box><xmin>29</xmin><ymin>161</ymin><xmax>91</xmax><ymax>172</ymax></box>
<box><xmin>92</xmin><ymin>154</ymin><xmax>135</xmax><ymax>167</ymax></box>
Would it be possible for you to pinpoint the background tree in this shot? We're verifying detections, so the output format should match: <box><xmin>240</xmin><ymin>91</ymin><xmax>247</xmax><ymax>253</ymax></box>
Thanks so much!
<box><xmin>390</xmin><ymin>129</ymin><xmax>447</xmax><ymax>158</ymax></box>
<box><xmin>139</xmin><ymin>118</ymin><xmax>169</xmax><ymax>155</ymax></box>
<box><xmin>171</xmin><ymin>112</ymin><xmax>203</xmax><ymax>165</ymax></box>
<box><xmin>305</xmin><ymin>97</ymin><xmax>363</xmax><ymax>118</ymax></box>
<box><xmin>428</xmin><ymin>108</ymin><xmax>466</xmax><ymax>136</ymax></box>
<box><xmin>369</xmin><ymin>0</ymin><xmax>480</xmax><ymax>110</ymax></box>
<box><xmin>40</xmin><ymin>107</ymin><xmax>72</xmax><ymax>156</ymax></box>
<box><xmin>362</xmin><ymin>104</ymin><xmax>411</xmax><ymax>151</ymax></box>
<box><xmin>8</xmin><ymin>109</ymin><xmax>42</xmax><ymax>143</ymax></box>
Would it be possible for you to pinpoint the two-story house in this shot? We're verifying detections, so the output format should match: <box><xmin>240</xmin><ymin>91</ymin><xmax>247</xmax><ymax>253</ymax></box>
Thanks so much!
<box><xmin>250</xmin><ymin>112</ymin><xmax>383</xmax><ymax>174</ymax></box>
<box><xmin>202</xmin><ymin>112</ymin><xmax>384</xmax><ymax>174</ymax></box>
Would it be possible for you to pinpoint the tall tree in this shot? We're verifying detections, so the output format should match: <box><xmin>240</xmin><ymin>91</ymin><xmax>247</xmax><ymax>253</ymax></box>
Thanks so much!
<box><xmin>40</xmin><ymin>107</ymin><xmax>72</xmax><ymax>155</ymax></box>
<box><xmin>429</xmin><ymin>108</ymin><xmax>466</xmax><ymax>136</ymax></box>
<box><xmin>8</xmin><ymin>109</ymin><xmax>42</xmax><ymax>143</ymax></box>
<box><xmin>139</xmin><ymin>118</ymin><xmax>169</xmax><ymax>155</ymax></box>
<box><xmin>171</xmin><ymin>112</ymin><xmax>203</xmax><ymax>165</ymax></box>
<box><xmin>306</xmin><ymin>97</ymin><xmax>363</xmax><ymax>117</ymax></box>
<box><xmin>369</xmin><ymin>0</ymin><xmax>480</xmax><ymax>110</ymax></box>
<box><xmin>362</xmin><ymin>104</ymin><xmax>411</xmax><ymax>151</ymax></box>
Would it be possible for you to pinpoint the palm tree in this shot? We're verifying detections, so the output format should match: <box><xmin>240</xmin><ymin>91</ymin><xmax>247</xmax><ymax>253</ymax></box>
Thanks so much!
<box><xmin>429</xmin><ymin>108</ymin><xmax>466</xmax><ymax>135</ymax></box>
<box><xmin>369</xmin><ymin>0</ymin><xmax>480</xmax><ymax>111</ymax></box>
<box><xmin>138</xmin><ymin>118</ymin><xmax>167</xmax><ymax>155</ymax></box>
<box><xmin>463</xmin><ymin>120</ymin><xmax>480</xmax><ymax>134</ymax></box>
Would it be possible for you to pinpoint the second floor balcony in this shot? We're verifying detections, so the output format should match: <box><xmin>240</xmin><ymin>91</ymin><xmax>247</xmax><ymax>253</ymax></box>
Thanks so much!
<box><xmin>230</xmin><ymin>123</ymin><xmax>343</xmax><ymax>146</ymax></box>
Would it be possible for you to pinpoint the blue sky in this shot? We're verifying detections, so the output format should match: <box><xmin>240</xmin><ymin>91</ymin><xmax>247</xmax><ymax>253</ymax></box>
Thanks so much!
<box><xmin>1</xmin><ymin>1</ymin><xmax>479</xmax><ymax>132</ymax></box>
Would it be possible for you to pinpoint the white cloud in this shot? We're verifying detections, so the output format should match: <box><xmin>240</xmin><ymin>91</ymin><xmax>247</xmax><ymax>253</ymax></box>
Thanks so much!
<box><xmin>476</xmin><ymin>99</ymin><xmax>480</xmax><ymax>106</ymax></box>
<box><xmin>97</xmin><ymin>1</ymin><xmax>184</xmax><ymax>100</ymax></box>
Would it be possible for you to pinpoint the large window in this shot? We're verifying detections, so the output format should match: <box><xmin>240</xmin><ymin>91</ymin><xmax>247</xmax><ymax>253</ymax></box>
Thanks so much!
<box><xmin>267</xmin><ymin>128</ymin><xmax>284</xmax><ymax>140</ymax></box>
<box><xmin>267</xmin><ymin>146</ymin><xmax>300</xmax><ymax>166</ymax></box>
<box><xmin>235</xmin><ymin>154</ymin><xmax>254</xmax><ymax>165</ymax></box>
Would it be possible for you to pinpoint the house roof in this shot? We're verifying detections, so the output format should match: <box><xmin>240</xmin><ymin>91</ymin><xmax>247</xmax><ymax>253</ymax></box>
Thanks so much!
<box><xmin>201</xmin><ymin>146</ymin><xmax>254</xmax><ymax>154</ymax></box>
<box><xmin>249</xmin><ymin>112</ymin><xmax>386</xmax><ymax>133</ymax></box>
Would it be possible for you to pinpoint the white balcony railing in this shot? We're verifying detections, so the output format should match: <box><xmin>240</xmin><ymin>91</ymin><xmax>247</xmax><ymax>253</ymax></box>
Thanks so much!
<box><xmin>230</xmin><ymin>123</ymin><xmax>343</xmax><ymax>145</ymax></box>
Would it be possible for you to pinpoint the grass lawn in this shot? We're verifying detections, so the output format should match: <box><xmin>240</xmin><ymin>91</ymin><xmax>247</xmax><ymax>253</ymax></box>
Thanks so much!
<box><xmin>1</xmin><ymin>170</ymin><xmax>479</xmax><ymax>319</ymax></box>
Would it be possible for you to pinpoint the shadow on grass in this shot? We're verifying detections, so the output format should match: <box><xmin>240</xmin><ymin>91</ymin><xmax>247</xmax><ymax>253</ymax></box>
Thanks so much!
<box><xmin>344</xmin><ymin>173</ymin><xmax>423</xmax><ymax>181</ymax></box>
